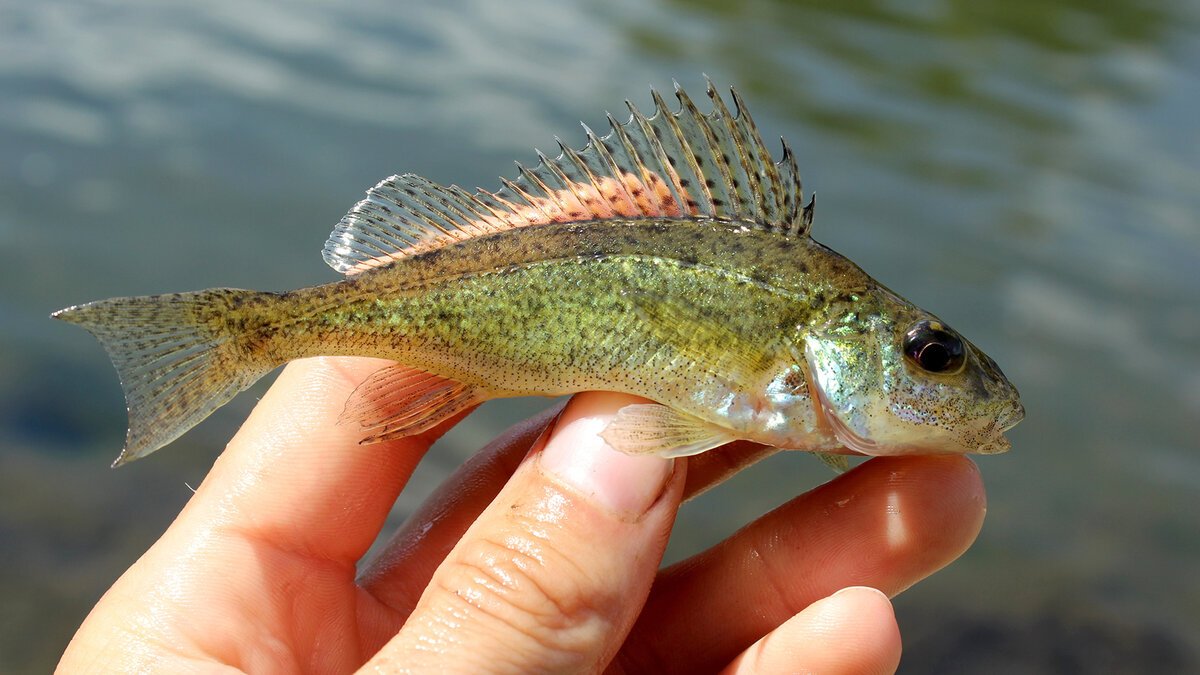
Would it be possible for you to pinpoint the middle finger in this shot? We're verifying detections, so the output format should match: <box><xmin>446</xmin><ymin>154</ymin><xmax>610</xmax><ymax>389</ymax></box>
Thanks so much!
<box><xmin>358</xmin><ymin>406</ymin><xmax>783</xmax><ymax>623</ymax></box>
<box><xmin>613</xmin><ymin>455</ymin><xmax>987</xmax><ymax>674</ymax></box>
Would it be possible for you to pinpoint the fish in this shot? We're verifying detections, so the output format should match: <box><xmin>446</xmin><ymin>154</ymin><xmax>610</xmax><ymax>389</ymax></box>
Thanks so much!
<box><xmin>53</xmin><ymin>80</ymin><xmax>1024</xmax><ymax>468</ymax></box>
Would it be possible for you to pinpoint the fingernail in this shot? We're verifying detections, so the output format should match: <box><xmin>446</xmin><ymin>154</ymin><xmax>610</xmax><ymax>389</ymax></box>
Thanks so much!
<box><xmin>538</xmin><ymin>402</ymin><xmax>675</xmax><ymax>519</ymax></box>
<box><xmin>833</xmin><ymin>586</ymin><xmax>890</xmax><ymax>601</ymax></box>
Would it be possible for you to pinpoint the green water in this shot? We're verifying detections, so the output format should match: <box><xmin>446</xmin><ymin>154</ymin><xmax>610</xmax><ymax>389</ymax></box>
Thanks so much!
<box><xmin>2</xmin><ymin>0</ymin><xmax>1197</xmax><ymax>670</ymax></box>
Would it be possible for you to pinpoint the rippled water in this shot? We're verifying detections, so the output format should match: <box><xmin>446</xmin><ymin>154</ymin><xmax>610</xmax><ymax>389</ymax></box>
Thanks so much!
<box><xmin>2</xmin><ymin>0</ymin><xmax>1198</xmax><ymax>670</ymax></box>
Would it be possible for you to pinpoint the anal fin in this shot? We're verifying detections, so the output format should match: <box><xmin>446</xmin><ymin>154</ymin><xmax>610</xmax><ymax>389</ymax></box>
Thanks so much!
<box><xmin>341</xmin><ymin>364</ymin><xmax>483</xmax><ymax>443</ymax></box>
<box><xmin>600</xmin><ymin>403</ymin><xmax>738</xmax><ymax>458</ymax></box>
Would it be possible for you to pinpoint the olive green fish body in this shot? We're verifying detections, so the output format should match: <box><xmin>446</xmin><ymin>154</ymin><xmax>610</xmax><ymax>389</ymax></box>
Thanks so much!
<box><xmin>55</xmin><ymin>82</ymin><xmax>1022</xmax><ymax>466</ymax></box>
<box><xmin>253</xmin><ymin>220</ymin><xmax>859</xmax><ymax>451</ymax></box>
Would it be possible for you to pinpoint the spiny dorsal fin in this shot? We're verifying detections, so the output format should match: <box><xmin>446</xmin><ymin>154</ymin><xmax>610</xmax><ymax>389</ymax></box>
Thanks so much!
<box><xmin>323</xmin><ymin>79</ymin><xmax>812</xmax><ymax>276</ymax></box>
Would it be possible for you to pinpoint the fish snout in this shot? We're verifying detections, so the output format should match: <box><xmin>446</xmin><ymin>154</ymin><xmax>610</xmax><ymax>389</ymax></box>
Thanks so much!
<box><xmin>976</xmin><ymin>400</ymin><xmax>1024</xmax><ymax>454</ymax></box>
<box><xmin>997</xmin><ymin>400</ymin><xmax>1025</xmax><ymax>433</ymax></box>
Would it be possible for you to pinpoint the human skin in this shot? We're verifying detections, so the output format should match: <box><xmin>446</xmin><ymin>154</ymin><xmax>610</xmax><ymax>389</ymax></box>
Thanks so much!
<box><xmin>58</xmin><ymin>356</ymin><xmax>987</xmax><ymax>674</ymax></box>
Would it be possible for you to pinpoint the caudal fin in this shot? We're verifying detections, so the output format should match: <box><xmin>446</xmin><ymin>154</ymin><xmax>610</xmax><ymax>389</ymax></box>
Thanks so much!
<box><xmin>53</xmin><ymin>289</ymin><xmax>279</xmax><ymax>466</ymax></box>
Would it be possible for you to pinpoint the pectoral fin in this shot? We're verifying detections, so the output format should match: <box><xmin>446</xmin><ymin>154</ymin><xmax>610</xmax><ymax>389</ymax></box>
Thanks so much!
<box><xmin>600</xmin><ymin>403</ymin><xmax>738</xmax><ymax>458</ymax></box>
<box><xmin>814</xmin><ymin>452</ymin><xmax>851</xmax><ymax>473</ymax></box>
<box><xmin>341</xmin><ymin>364</ymin><xmax>484</xmax><ymax>443</ymax></box>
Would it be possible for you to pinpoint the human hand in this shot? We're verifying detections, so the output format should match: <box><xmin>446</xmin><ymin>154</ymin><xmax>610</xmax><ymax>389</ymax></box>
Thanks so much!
<box><xmin>59</xmin><ymin>357</ymin><xmax>986</xmax><ymax>673</ymax></box>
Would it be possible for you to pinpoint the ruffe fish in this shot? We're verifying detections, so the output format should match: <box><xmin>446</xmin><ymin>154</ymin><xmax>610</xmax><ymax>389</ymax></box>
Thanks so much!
<box><xmin>53</xmin><ymin>81</ymin><xmax>1024</xmax><ymax>468</ymax></box>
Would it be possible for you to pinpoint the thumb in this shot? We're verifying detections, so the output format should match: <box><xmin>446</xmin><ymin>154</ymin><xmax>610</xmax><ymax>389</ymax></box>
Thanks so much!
<box><xmin>363</xmin><ymin>392</ymin><xmax>684</xmax><ymax>673</ymax></box>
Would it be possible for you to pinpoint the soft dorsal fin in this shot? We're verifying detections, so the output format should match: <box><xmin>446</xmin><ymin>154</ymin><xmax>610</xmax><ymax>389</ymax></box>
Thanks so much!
<box><xmin>323</xmin><ymin>79</ymin><xmax>812</xmax><ymax>276</ymax></box>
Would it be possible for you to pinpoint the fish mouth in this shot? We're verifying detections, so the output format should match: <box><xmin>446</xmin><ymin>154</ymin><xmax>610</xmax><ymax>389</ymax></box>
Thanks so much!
<box><xmin>978</xmin><ymin>401</ymin><xmax>1024</xmax><ymax>455</ymax></box>
<box><xmin>998</xmin><ymin>401</ymin><xmax>1025</xmax><ymax>433</ymax></box>
<box><xmin>809</xmin><ymin>372</ymin><xmax>1025</xmax><ymax>457</ymax></box>
<box><xmin>975</xmin><ymin>434</ymin><xmax>1012</xmax><ymax>455</ymax></box>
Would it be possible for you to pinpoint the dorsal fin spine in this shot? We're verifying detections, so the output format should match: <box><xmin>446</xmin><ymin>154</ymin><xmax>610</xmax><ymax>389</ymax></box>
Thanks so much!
<box><xmin>707</xmin><ymin>82</ymin><xmax>766</xmax><ymax>222</ymax></box>
<box><xmin>321</xmin><ymin>81</ymin><xmax>810</xmax><ymax>275</ymax></box>
<box><xmin>556</xmin><ymin>138</ymin><xmax>610</xmax><ymax>219</ymax></box>
<box><xmin>536</xmin><ymin>148</ymin><xmax>595</xmax><ymax>220</ymax></box>
<box><xmin>498</xmin><ymin>175</ymin><xmax>553</xmax><ymax>223</ymax></box>
<box><xmin>443</xmin><ymin>184</ymin><xmax>489</xmax><ymax>220</ymax></box>
<box><xmin>650</xmin><ymin>89</ymin><xmax>713</xmax><ymax>213</ymax></box>
<box><xmin>778</xmin><ymin>141</ymin><xmax>799</xmax><ymax>230</ymax></box>
<box><xmin>779</xmin><ymin>138</ymin><xmax>807</xmax><ymax>235</ymax></box>
<box><xmin>676</xmin><ymin>85</ymin><xmax>734</xmax><ymax>215</ymax></box>
<box><xmin>476</xmin><ymin>189</ymin><xmax>526</xmax><ymax>231</ymax></box>
<box><xmin>605</xmin><ymin>111</ymin><xmax>664</xmax><ymax>217</ymax></box>
<box><xmin>627</xmin><ymin>100</ymin><xmax>690</xmax><ymax>215</ymax></box>
<box><xmin>477</xmin><ymin>186</ymin><xmax>525</xmax><ymax>225</ymax></box>
<box><xmin>668</xmin><ymin>87</ymin><xmax>718</xmax><ymax>213</ymax></box>
<box><xmin>515</xmin><ymin>159</ymin><xmax>564</xmax><ymax>215</ymax></box>
<box><xmin>730</xmin><ymin>87</ymin><xmax>786</xmax><ymax>221</ymax></box>
<box><xmin>581</xmin><ymin>123</ymin><xmax>639</xmax><ymax>215</ymax></box>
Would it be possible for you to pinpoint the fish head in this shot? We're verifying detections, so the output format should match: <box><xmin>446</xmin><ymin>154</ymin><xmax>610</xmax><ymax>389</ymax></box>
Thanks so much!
<box><xmin>802</xmin><ymin>290</ymin><xmax>1023</xmax><ymax>456</ymax></box>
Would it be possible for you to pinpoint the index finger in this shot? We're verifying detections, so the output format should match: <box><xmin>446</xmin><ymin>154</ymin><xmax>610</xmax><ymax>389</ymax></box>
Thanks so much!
<box><xmin>182</xmin><ymin>356</ymin><xmax>468</xmax><ymax>564</ymax></box>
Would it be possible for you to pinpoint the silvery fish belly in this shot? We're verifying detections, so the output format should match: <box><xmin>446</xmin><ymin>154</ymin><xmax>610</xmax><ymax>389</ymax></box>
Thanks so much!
<box><xmin>53</xmin><ymin>80</ymin><xmax>1024</xmax><ymax>468</ymax></box>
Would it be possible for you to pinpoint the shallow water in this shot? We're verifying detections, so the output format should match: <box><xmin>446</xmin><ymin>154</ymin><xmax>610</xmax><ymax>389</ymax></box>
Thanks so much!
<box><xmin>2</xmin><ymin>0</ymin><xmax>1198</xmax><ymax>670</ymax></box>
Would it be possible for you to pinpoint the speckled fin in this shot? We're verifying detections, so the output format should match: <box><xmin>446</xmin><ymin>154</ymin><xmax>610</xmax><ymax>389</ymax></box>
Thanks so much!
<box><xmin>322</xmin><ymin>79</ymin><xmax>811</xmax><ymax>275</ymax></box>
<box><xmin>51</xmin><ymin>289</ymin><xmax>279</xmax><ymax>465</ymax></box>
<box><xmin>341</xmin><ymin>364</ymin><xmax>484</xmax><ymax>443</ymax></box>
<box><xmin>815</xmin><ymin>452</ymin><xmax>851</xmax><ymax>473</ymax></box>
<box><xmin>600</xmin><ymin>403</ymin><xmax>739</xmax><ymax>458</ymax></box>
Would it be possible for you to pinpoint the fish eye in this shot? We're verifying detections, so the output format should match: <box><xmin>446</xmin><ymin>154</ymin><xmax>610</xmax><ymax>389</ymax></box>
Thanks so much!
<box><xmin>903</xmin><ymin>321</ymin><xmax>966</xmax><ymax>374</ymax></box>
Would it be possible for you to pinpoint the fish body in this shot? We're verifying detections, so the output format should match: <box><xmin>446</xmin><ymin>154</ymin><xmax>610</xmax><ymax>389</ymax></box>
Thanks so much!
<box><xmin>54</xmin><ymin>82</ymin><xmax>1023</xmax><ymax>466</ymax></box>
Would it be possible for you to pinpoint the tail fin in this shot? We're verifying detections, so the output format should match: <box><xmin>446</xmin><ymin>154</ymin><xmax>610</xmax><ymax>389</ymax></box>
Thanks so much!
<box><xmin>53</xmin><ymin>289</ymin><xmax>280</xmax><ymax>466</ymax></box>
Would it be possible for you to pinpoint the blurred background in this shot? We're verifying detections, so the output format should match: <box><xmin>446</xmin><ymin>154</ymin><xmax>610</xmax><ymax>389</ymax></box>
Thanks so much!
<box><xmin>2</xmin><ymin>0</ymin><xmax>1198</xmax><ymax>670</ymax></box>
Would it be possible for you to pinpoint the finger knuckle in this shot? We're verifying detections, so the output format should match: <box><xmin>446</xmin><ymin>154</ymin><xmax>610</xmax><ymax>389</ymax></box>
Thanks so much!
<box><xmin>433</xmin><ymin>524</ymin><xmax>608</xmax><ymax>655</ymax></box>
